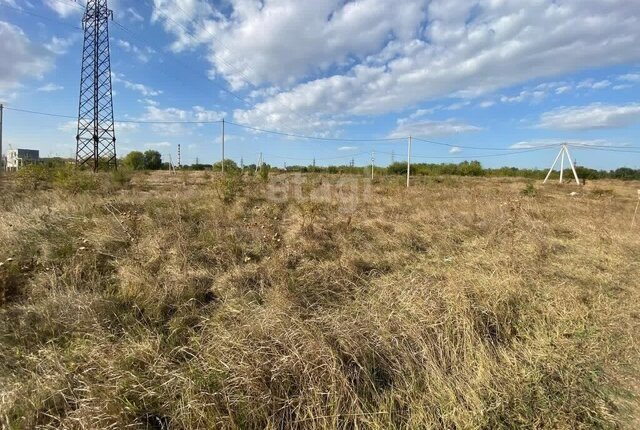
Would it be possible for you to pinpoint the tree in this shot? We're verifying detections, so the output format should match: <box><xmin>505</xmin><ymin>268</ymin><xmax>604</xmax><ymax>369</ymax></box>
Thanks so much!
<box><xmin>143</xmin><ymin>150</ymin><xmax>162</xmax><ymax>170</ymax></box>
<box><xmin>212</xmin><ymin>159</ymin><xmax>240</xmax><ymax>173</ymax></box>
<box><xmin>123</xmin><ymin>151</ymin><xmax>145</xmax><ymax>170</ymax></box>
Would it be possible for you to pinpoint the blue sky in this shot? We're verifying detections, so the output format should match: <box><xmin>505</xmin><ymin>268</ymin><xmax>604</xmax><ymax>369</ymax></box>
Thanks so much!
<box><xmin>1</xmin><ymin>0</ymin><xmax>640</xmax><ymax>169</ymax></box>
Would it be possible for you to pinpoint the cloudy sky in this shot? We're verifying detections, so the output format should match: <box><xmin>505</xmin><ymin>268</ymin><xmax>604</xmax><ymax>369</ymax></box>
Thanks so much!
<box><xmin>1</xmin><ymin>0</ymin><xmax>640</xmax><ymax>168</ymax></box>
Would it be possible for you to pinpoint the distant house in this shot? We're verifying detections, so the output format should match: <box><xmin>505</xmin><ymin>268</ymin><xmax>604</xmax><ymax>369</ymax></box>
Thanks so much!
<box><xmin>5</xmin><ymin>149</ymin><xmax>40</xmax><ymax>171</ymax></box>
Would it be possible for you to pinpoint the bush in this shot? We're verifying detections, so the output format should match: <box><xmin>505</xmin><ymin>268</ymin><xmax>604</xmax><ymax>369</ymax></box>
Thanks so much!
<box><xmin>521</xmin><ymin>182</ymin><xmax>536</xmax><ymax>196</ymax></box>
<box><xmin>123</xmin><ymin>151</ymin><xmax>145</xmax><ymax>170</ymax></box>
<box><xmin>14</xmin><ymin>165</ymin><xmax>53</xmax><ymax>190</ymax></box>
<box><xmin>212</xmin><ymin>159</ymin><xmax>240</xmax><ymax>173</ymax></box>
<box><xmin>52</xmin><ymin>165</ymin><xmax>98</xmax><ymax>193</ymax></box>
<box><xmin>259</xmin><ymin>163</ymin><xmax>270</xmax><ymax>182</ymax></box>
<box><xmin>213</xmin><ymin>172</ymin><xmax>245</xmax><ymax>203</ymax></box>
<box><xmin>110</xmin><ymin>169</ymin><xmax>133</xmax><ymax>189</ymax></box>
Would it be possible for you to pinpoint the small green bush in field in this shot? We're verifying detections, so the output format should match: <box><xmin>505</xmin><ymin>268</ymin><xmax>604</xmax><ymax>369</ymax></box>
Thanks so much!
<box><xmin>15</xmin><ymin>165</ymin><xmax>53</xmax><ymax>190</ymax></box>
<box><xmin>214</xmin><ymin>172</ymin><xmax>245</xmax><ymax>203</ymax></box>
<box><xmin>259</xmin><ymin>164</ymin><xmax>270</xmax><ymax>182</ymax></box>
<box><xmin>53</xmin><ymin>165</ymin><xmax>98</xmax><ymax>193</ymax></box>
<box><xmin>521</xmin><ymin>182</ymin><xmax>536</xmax><ymax>196</ymax></box>
<box><xmin>111</xmin><ymin>169</ymin><xmax>133</xmax><ymax>189</ymax></box>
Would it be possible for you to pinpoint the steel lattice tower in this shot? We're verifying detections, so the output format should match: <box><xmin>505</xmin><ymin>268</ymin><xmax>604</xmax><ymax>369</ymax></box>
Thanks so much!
<box><xmin>75</xmin><ymin>0</ymin><xmax>116</xmax><ymax>171</ymax></box>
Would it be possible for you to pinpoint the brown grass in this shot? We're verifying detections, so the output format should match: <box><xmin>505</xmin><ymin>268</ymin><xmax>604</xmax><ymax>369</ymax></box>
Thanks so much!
<box><xmin>1</xmin><ymin>170</ymin><xmax>639</xmax><ymax>429</ymax></box>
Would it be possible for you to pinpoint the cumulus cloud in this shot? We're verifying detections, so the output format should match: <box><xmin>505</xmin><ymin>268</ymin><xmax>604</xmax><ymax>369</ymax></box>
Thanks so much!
<box><xmin>338</xmin><ymin>146</ymin><xmax>358</xmax><ymax>151</ymax></box>
<box><xmin>153</xmin><ymin>0</ymin><xmax>424</xmax><ymax>89</ymax></box>
<box><xmin>43</xmin><ymin>0</ymin><xmax>84</xmax><ymax>17</ymax></box>
<box><xmin>151</xmin><ymin>0</ymin><xmax>640</xmax><ymax>133</ymax></box>
<box><xmin>537</xmin><ymin>103</ymin><xmax>640</xmax><ymax>130</ymax></box>
<box><xmin>0</xmin><ymin>21</ymin><xmax>53</xmax><ymax>94</ymax></box>
<box><xmin>449</xmin><ymin>146</ymin><xmax>463</xmax><ymax>154</ymax></box>
<box><xmin>390</xmin><ymin>118</ymin><xmax>482</xmax><ymax>138</ymax></box>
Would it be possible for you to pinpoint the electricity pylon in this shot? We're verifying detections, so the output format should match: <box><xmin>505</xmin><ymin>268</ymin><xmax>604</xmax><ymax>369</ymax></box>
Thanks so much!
<box><xmin>75</xmin><ymin>0</ymin><xmax>117</xmax><ymax>171</ymax></box>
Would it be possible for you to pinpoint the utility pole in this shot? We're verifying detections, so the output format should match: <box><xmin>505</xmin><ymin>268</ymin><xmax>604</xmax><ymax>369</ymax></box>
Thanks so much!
<box><xmin>371</xmin><ymin>151</ymin><xmax>375</xmax><ymax>180</ymax></box>
<box><xmin>240</xmin><ymin>157</ymin><xmax>244</xmax><ymax>170</ymax></box>
<box><xmin>406</xmin><ymin>136</ymin><xmax>412</xmax><ymax>188</ymax></box>
<box><xmin>177</xmin><ymin>144</ymin><xmax>181</xmax><ymax>169</ymax></box>
<box><xmin>0</xmin><ymin>104</ymin><xmax>3</xmax><ymax>173</ymax></box>
<box><xmin>391</xmin><ymin>150</ymin><xmax>395</xmax><ymax>164</ymax></box>
<box><xmin>544</xmin><ymin>144</ymin><xmax>580</xmax><ymax>185</ymax></box>
<box><xmin>221</xmin><ymin>118</ymin><xmax>225</xmax><ymax>174</ymax></box>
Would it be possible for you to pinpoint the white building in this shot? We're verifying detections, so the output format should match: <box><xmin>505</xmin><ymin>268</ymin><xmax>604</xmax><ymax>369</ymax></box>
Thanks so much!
<box><xmin>5</xmin><ymin>148</ymin><xmax>39</xmax><ymax>171</ymax></box>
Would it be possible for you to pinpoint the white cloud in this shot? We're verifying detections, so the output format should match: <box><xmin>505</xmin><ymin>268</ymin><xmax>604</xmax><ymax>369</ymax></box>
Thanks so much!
<box><xmin>139</xmin><ymin>105</ymin><xmax>225</xmax><ymax>135</ymax></box>
<box><xmin>390</xmin><ymin>118</ymin><xmax>482</xmax><ymax>138</ymax></box>
<box><xmin>510</xmin><ymin>139</ymin><xmax>628</xmax><ymax>149</ymax></box>
<box><xmin>115</xmin><ymin>39</ymin><xmax>155</xmax><ymax>63</ymax></box>
<box><xmin>58</xmin><ymin>120</ymin><xmax>139</xmax><ymax>133</ymax></box>
<box><xmin>612</xmin><ymin>84</ymin><xmax>632</xmax><ymax>90</ymax></box>
<box><xmin>618</xmin><ymin>73</ymin><xmax>640</xmax><ymax>83</ymax></box>
<box><xmin>152</xmin><ymin>0</ymin><xmax>640</xmax><ymax>133</ymax></box>
<box><xmin>44</xmin><ymin>36</ymin><xmax>77</xmax><ymax>55</ymax></box>
<box><xmin>555</xmin><ymin>85</ymin><xmax>572</xmax><ymax>94</ymax></box>
<box><xmin>153</xmin><ymin>0</ymin><xmax>424</xmax><ymax>89</ymax></box>
<box><xmin>445</xmin><ymin>101</ymin><xmax>471</xmax><ymax>111</ymax></box>
<box><xmin>125</xmin><ymin>7</ymin><xmax>144</xmax><ymax>23</ymax></box>
<box><xmin>479</xmin><ymin>101</ymin><xmax>495</xmax><ymax>108</ymax></box>
<box><xmin>500</xmin><ymin>90</ymin><xmax>546</xmax><ymax>104</ymax></box>
<box><xmin>112</xmin><ymin>73</ymin><xmax>162</xmax><ymax>97</ymax></box>
<box><xmin>44</xmin><ymin>0</ymin><xmax>84</xmax><ymax>18</ymax></box>
<box><xmin>37</xmin><ymin>83</ymin><xmax>63</xmax><ymax>92</ymax></box>
<box><xmin>144</xmin><ymin>142</ymin><xmax>172</xmax><ymax>148</ymax></box>
<box><xmin>449</xmin><ymin>146</ymin><xmax>463</xmax><ymax>154</ymax></box>
<box><xmin>537</xmin><ymin>103</ymin><xmax>640</xmax><ymax>130</ymax></box>
<box><xmin>338</xmin><ymin>146</ymin><xmax>358</xmax><ymax>151</ymax></box>
<box><xmin>577</xmin><ymin>79</ymin><xmax>611</xmax><ymax>89</ymax></box>
<box><xmin>0</xmin><ymin>21</ymin><xmax>53</xmax><ymax>94</ymax></box>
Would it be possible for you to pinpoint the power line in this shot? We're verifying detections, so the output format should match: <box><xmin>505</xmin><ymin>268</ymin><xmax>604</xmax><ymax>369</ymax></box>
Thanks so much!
<box><xmin>378</xmin><ymin>147</ymin><xmax>551</xmax><ymax>160</ymax></box>
<box><xmin>3</xmin><ymin>106</ymin><xmax>222</xmax><ymax>124</ymax></box>
<box><xmin>411</xmin><ymin>136</ymin><xmax>561</xmax><ymax>151</ymax></box>
<box><xmin>262</xmin><ymin>152</ymin><xmax>370</xmax><ymax>162</ymax></box>
<box><xmin>225</xmin><ymin>121</ymin><xmax>403</xmax><ymax>142</ymax></box>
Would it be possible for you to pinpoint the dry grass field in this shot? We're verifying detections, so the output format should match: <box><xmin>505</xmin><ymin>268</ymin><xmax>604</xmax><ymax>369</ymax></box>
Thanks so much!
<box><xmin>1</xmin><ymin>170</ymin><xmax>639</xmax><ymax>429</ymax></box>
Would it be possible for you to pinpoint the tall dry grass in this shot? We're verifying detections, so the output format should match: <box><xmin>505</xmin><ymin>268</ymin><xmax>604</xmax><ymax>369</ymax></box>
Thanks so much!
<box><xmin>0</xmin><ymin>170</ymin><xmax>639</xmax><ymax>429</ymax></box>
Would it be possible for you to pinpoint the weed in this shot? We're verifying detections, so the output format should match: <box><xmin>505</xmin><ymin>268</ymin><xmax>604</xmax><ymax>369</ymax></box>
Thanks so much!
<box><xmin>521</xmin><ymin>182</ymin><xmax>537</xmax><ymax>196</ymax></box>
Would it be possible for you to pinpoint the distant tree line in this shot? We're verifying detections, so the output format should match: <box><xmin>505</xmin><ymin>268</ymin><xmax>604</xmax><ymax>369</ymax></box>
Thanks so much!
<box><xmin>111</xmin><ymin>152</ymin><xmax>640</xmax><ymax>180</ymax></box>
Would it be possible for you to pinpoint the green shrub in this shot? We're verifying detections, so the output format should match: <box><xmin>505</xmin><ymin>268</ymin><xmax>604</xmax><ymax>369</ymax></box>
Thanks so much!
<box><xmin>15</xmin><ymin>165</ymin><xmax>53</xmax><ymax>190</ymax></box>
<box><xmin>214</xmin><ymin>172</ymin><xmax>245</xmax><ymax>203</ymax></box>
<box><xmin>259</xmin><ymin>164</ymin><xmax>270</xmax><ymax>182</ymax></box>
<box><xmin>111</xmin><ymin>169</ymin><xmax>133</xmax><ymax>189</ymax></box>
<box><xmin>521</xmin><ymin>182</ymin><xmax>536</xmax><ymax>196</ymax></box>
<box><xmin>53</xmin><ymin>165</ymin><xmax>98</xmax><ymax>193</ymax></box>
